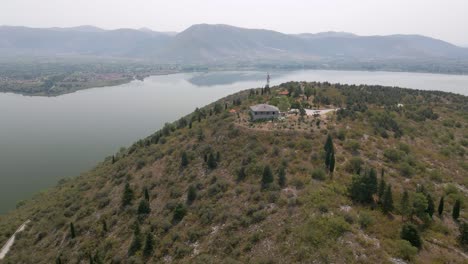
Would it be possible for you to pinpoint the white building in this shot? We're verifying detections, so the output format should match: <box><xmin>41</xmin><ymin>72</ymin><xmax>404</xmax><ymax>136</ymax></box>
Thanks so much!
<box><xmin>250</xmin><ymin>104</ymin><xmax>280</xmax><ymax>121</ymax></box>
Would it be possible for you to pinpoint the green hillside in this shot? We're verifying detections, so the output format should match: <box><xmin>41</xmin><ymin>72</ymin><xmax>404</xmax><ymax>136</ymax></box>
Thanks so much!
<box><xmin>0</xmin><ymin>82</ymin><xmax>467</xmax><ymax>263</ymax></box>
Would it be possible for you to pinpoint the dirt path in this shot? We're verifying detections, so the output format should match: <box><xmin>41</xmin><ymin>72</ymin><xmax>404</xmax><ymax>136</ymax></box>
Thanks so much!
<box><xmin>0</xmin><ymin>220</ymin><xmax>30</xmax><ymax>260</ymax></box>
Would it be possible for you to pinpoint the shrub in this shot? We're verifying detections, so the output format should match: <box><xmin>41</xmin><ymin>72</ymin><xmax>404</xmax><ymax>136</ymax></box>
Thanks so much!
<box><xmin>311</xmin><ymin>168</ymin><xmax>326</xmax><ymax>181</ymax></box>
<box><xmin>358</xmin><ymin>212</ymin><xmax>374</xmax><ymax>229</ymax></box>
<box><xmin>400</xmin><ymin>162</ymin><xmax>415</xmax><ymax>178</ymax></box>
<box><xmin>383</xmin><ymin>148</ymin><xmax>404</xmax><ymax>162</ymax></box>
<box><xmin>345</xmin><ymin>140</ymin><xmax>360</xmax><ymax>152</ymax></box>
<box><xmin>173</xmin><ymin>204</ymin><xmax>187</xmax><ymax>223</ymax></box>
<box><xmin>186</xmin><ymin>185</ymin><xmax>197</xmax><ymax>205</ymax></box>
<box><xmin>346</xmin><ymin>157</ymin><xmax>363</xmax><ymax>174</ymax></box>
<box><xmin>395</xmin><ymin>240</ymin><xmax>418</xmax><ymax>261</ymax></box>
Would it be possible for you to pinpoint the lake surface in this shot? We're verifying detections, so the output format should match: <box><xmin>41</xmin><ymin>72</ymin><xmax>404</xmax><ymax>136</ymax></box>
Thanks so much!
<box><xmin>0</xmin><ymin>70</ymin><xmax>467</xmax><ymax>214</ymax></box>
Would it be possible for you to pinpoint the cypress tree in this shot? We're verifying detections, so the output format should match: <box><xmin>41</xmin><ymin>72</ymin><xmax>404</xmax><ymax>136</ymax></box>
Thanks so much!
<box><xmin>324</xmin><ymin>134</ymin><xmax>335</xmax><ymax>170</ymax></box>
<box><xmin>382</xmin><ymin>185</ymin><xmax>394</xmax><ymax>213</ymax></box>
<box><xmin>329</xmin><ymin>152</ymin><xmax>335</xmax><ymax>174</ymax></box>
<box><xmin>121</xmin><ymin>182</ymin><xmax>134</xmax><ymax>207</ymax></box>
<box><xmin>143</xmin><ymin>232</ymin><xmax>155</xmax><ymax>257</ymax></box>
<box><xmin>453</xmin><ymin>199</ymin><xmax>461</xmax><ymax>220</ymax></box>
<box><xmin>112</xmin><ymin>155</ymin><xmax>115</xmax><ymax>164</ymax></box>
<box><xmin>70</xmin><ymin>222</ymin><xmax>76</xmax><ymax>239</ymax></box>
<box><xmin>261</xmin><ymin>165</ymin><xmax>274</xmax><ymax>189</ymax></box>
<box><xmin>378</xmin><ymin>174</ymin><xmax>386</xmax><ymax>201</ymax></box>
<box><xmin>181</xmin><ymin>151</ymin><xmax>189</xmax><ymax>167</ymax></box>
<box><xmin>438</xmin><ymin>196</ymin><xmax>444</xmax><ymax>217</ymax></box>
<box><xmin>138</xmin><ymin>199</ymin><xmax>151</xmax><ymax>215</ymax></box>
<box><xmin>128</xmin><ymin>222</ymin><xmax>142</xmax><ymax>256</ymax></box>
<box><xmin>237</xmin><ymin>166</ymin><xmax>247</xmax><ymax>182</ymax></box>
<box><xmin>207</xmin><ymin>153</ymin><xmax>217</xmax><ymax>169</ymax></box>
<box><xmin>325</xmin><ymin>150</ymin><xmax>332</xmax><ymax>169</ymax></box>
<box><xmin>278</xmin><ymin>166</ymin><xmax>287</xmax><ymax>187</ymax></box>
<box><xmin>187</xmin><ymin>185</ymin><xmax>197</xmax><ymax>205</ymax></box>
<box><xmin>56</xmin><ymin>256</ymin><xmax>62</xmax><ymax>264</ymax></box>
<box><xmin>426</xmin><ymin>194</ymin><xmax>435</xmax><ymax>218</ymax></box>
<box><xmin>324</xmin><ymin>134</ymin><xmax>333</xmax><ymax>153</ymax></box>
<box><xmin>144</xmin><ymin>188</ymin><xmax>150</xmax><ymax>201</ymax></box>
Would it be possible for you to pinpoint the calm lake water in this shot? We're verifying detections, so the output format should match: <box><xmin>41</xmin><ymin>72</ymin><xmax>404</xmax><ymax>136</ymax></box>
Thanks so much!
<box><xmin>0</xmin><ymin>70</ymin><xmax>467</xmax><ymax>214</ymax></box>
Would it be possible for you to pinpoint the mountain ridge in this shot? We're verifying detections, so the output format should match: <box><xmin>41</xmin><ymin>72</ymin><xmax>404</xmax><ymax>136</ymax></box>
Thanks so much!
<box><xmin>1</xmin><ymin>24</ymin><xmax>467</xmax><ymax>63</ymax></box>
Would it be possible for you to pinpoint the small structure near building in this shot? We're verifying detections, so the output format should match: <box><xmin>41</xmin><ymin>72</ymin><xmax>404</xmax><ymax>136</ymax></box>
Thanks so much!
<box><xmin>250</xmin><ymin>104</ymin><xmax>280</xmax><ymax>121</ymax></box>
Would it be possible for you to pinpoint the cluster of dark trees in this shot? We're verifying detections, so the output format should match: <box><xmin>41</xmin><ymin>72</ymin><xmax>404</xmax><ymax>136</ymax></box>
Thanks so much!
<box><xmin>259</xmin><ymin>165</ymin><xmax>287</xmax><ymax>189</ymax></box>
<box><xmin>349</xmin><ymin>167</ymin><xmax>464</xmax><ymax>249</ymax></box>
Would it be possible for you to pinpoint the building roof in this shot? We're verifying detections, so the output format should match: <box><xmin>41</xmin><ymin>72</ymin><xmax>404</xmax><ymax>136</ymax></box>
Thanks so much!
<box><xmin>278</xmin><ymin>90</ymin><xmax>289</xmax><ymax>95</ymax></box>
<box><xmin>250</xmin><ymin>104</ymin><xmax>280</xmax><ymax>112</ymax></box>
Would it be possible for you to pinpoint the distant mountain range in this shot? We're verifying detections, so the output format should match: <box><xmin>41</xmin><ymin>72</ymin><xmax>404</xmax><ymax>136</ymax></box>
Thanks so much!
<box><xmin>1</xmin><ymin>24</ymin><xmax>468</xmax><ymax>64</ymax></box>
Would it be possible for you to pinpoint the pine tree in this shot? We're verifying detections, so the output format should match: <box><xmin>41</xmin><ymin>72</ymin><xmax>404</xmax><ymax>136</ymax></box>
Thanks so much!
<box><xmin>453</xmin><ymin>199</ymin><xmax>461</xmax><ymax>220</ymax></box>
<box><xmin>138</xmin><ymin>199</ymin><xmax>151</xmax><ymax>215</ymax></box>
<box><xmin>278</xmin><ymin>167</ymin><xmax>287</xmax><ymax>188</ymax></box>
<box><xmin>401</xmin><ymin>223</ymin><xmax>422</xmax><ymax>249</ymax></box>
<box><xmin>128</xmin><ymin>222</ymin><xmax>142</xmax><ymax>256</ymax></box>
<box><xmin>207</xmin><ymin>153</ymin><xmax>217</xmax><ymax>169</ymax></box>
<box><xmin>438</xmin><ymin>196</ymin><xmax>444</xmax><ymax>217</ymax></box>
<box><xmin>181</xmin><ymin>151</ymin><xmax>189</xmax><ymax>167</ymax></box>
<box><xmin>426</xmin><ymin>194</ymin><xmax>435</xmax><ymax>218</ymax></box>
<box><xmin>143</xmin><ymin>232</ymin><xmax>155</xmax><ymax>257</ymax></box>
<box><xmin>400</xmin><ymin>190</ymin><xmax>411</xmax><ymax>219</ymax></box>
<box><xmin>261</xmin><ymin>165</ymin><xmax>274</xmax><ymax>189</ymax></box>
<box><xmin>382</xmin><ymin>185</ymin><xmax>394</xmax><ymax>213</ymax></box>
<box><xmin>187</xmin><ymin>185</ymin><xmax>197</xmax><ymax>205</ymax></box>
<box><xmin>144</xmin><ymin>188</ymin><xmax>150</xmax><ymax>201</ymax></box>
<box><xmin>121</xmin><ymin>182</ymin><xmax>134</xmax><ymax>207</ymax></box>
<box><xmin>70</xmin><ymin>222</ymin><xmax>76</xmax><ymax>239</ymax></box>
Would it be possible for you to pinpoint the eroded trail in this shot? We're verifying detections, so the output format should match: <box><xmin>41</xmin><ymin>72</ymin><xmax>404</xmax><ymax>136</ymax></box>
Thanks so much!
<box><xmin>0</xmin><ymin>220</ymin><xmax>30</xmax><ymax>260</ymax></box>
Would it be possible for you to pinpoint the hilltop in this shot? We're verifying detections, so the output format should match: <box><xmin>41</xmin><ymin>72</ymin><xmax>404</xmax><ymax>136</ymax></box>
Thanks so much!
<box><xmin>0</xmin><ymin>83</ymin><xmax>467</xmax><ymax>263</ymax></box>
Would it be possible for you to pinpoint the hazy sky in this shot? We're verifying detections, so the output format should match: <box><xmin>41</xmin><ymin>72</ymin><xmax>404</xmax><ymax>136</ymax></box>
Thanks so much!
<box><xmin>2</xmin><ymin>0</ymin><xmax>468</xmax><ymax>45</ymax></box>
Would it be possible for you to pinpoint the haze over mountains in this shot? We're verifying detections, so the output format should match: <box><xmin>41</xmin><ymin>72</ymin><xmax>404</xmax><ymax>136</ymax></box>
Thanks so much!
<box><xmin>1</xmin><ymin>24</ymin><xmax>468</xmax><ymax>64</ymax></box>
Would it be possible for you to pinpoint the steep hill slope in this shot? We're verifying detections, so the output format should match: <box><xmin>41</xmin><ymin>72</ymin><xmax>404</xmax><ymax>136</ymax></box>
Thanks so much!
<box><xmin>0</xmin><ymin>83</ymin><xmax>467</xmax><ymax>263</ymax></box>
